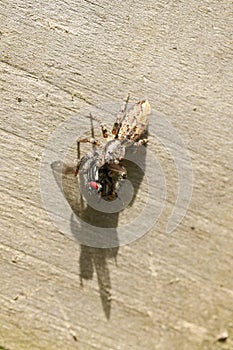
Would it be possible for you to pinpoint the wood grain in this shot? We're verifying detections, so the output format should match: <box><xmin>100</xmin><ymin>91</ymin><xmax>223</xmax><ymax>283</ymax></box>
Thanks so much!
<box><xmin>1</xmin><ymin>1</ymin><xmax>232</xmax><ymax>349</ymax></box>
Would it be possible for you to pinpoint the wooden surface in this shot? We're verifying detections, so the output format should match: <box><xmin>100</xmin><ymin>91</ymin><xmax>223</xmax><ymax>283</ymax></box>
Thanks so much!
<box><xmin>0</xmin><ymin>1</ymin><xmax>233</xmax><ymax>349</ymax></box>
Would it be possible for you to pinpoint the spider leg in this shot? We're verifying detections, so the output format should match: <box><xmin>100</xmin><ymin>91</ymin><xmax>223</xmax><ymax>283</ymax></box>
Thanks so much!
<box><xmin>90</xmin><ymin>113</ymin><xmax>108</xmax><ymax>139</ymax></box>
<box><xmin>78</xmin><ymin>137</ymin><xmax>101</xmax><ymax>146</ymax></box>
<box><xmin>120</xmin><ymin>93</ymin><xmax>130</xmax><ymax>116</ymax></box>
<box><xmin>121</xmin><ymin>137</ymin><xmax>148</xmax><ymax>152</ymax></box>
<box><xmin>112</xmin><ymin>93</ymin><xmax>130</xmax><ymax>138</ymax></box>
<box><xmin>74</xmin><ymin>140</ymin><xmax>81</xmax><ymax>176</ymax></box>
<box><xmin>75</xmin><ymin>138</ymin><xmax>101</xmax><ymax>176</ymax></box>
<box><xmin>77</xmin><ymin>139</ymin><xmax>81</xmax><ymax>160</ymax></box>
<box><xmin>90</xmin><ymin>113</ymin><xmax>95</xmax><ymax>140</ymax></box>
<box><xmin>137</xmin><ymin>138</ymin><xmax>148</xmax><ymax>146</ymax></box>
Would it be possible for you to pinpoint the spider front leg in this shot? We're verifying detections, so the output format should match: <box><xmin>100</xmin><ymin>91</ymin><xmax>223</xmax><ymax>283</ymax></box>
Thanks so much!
<box><xmin>129</xmin><ymin>139</ymin><xmax>148</xmax><ymax>156</ymax></box>
<box><xmin>112</xmin><ymin>93</ymin><xmax>130</xmax><ymax>137</ymax></box>
<box><xmin>75</xmin><ymin>138</ymin><xmax>101</xmax><ymax>176</ymax></box>
<box><xmin>90</xmin><ymin>113</ymin><xmax>109</xmax><ymax>139</ymax></box>
<box><xmin>137</xmin><ymin>138</ymin><xmax>148</xmax><ymax>146</ymax></box>
<box><xmin>78</xmin><ymin>137</ymin><xmax>101</xmax><ymax>146</ymax></box>
<box><xmin>77</xmin><ymin>137</ymin><xmax>101</xmax><ymax>160</ymax></box>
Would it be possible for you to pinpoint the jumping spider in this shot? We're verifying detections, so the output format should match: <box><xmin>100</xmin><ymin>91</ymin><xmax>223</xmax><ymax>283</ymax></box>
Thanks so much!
<box><xmin>76</xmin><ymin>94</ymin><xmax>151</xmax><ymax>201</ymax></box>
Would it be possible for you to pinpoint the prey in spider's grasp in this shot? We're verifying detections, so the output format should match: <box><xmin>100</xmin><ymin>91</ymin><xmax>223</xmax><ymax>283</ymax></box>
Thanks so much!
<box><xmin>76</xmin><ymin>95</ymin><xmax>151</xmax><ymax>201</ymax></box>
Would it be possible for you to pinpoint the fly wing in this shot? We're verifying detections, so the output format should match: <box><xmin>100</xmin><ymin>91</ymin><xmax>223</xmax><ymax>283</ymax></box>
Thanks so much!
<box><xmin>117</xmin><ymin>100</ymin><xmax>151</xmax><ymax>141</ymax></box>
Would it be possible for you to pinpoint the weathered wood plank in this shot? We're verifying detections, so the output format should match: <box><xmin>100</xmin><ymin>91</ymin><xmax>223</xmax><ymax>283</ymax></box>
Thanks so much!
<box><xmin>0</xmin><ymin>0</ymin><xmax>232</xmax><ymax>349</ymax></box>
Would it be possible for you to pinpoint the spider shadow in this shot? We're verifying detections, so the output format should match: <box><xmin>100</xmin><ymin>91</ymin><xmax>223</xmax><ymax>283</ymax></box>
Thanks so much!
<box><xmin>51</xmin><ymin>142</ymin><xmax>147</xmax><ymax>319</ymax></box>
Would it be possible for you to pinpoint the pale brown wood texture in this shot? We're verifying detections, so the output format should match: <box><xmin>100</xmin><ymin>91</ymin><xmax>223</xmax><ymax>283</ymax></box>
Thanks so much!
<box><xmin>0</xmin><ymin>1</ymin><xmax>232</xmax><ymax>349</ymax></box>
